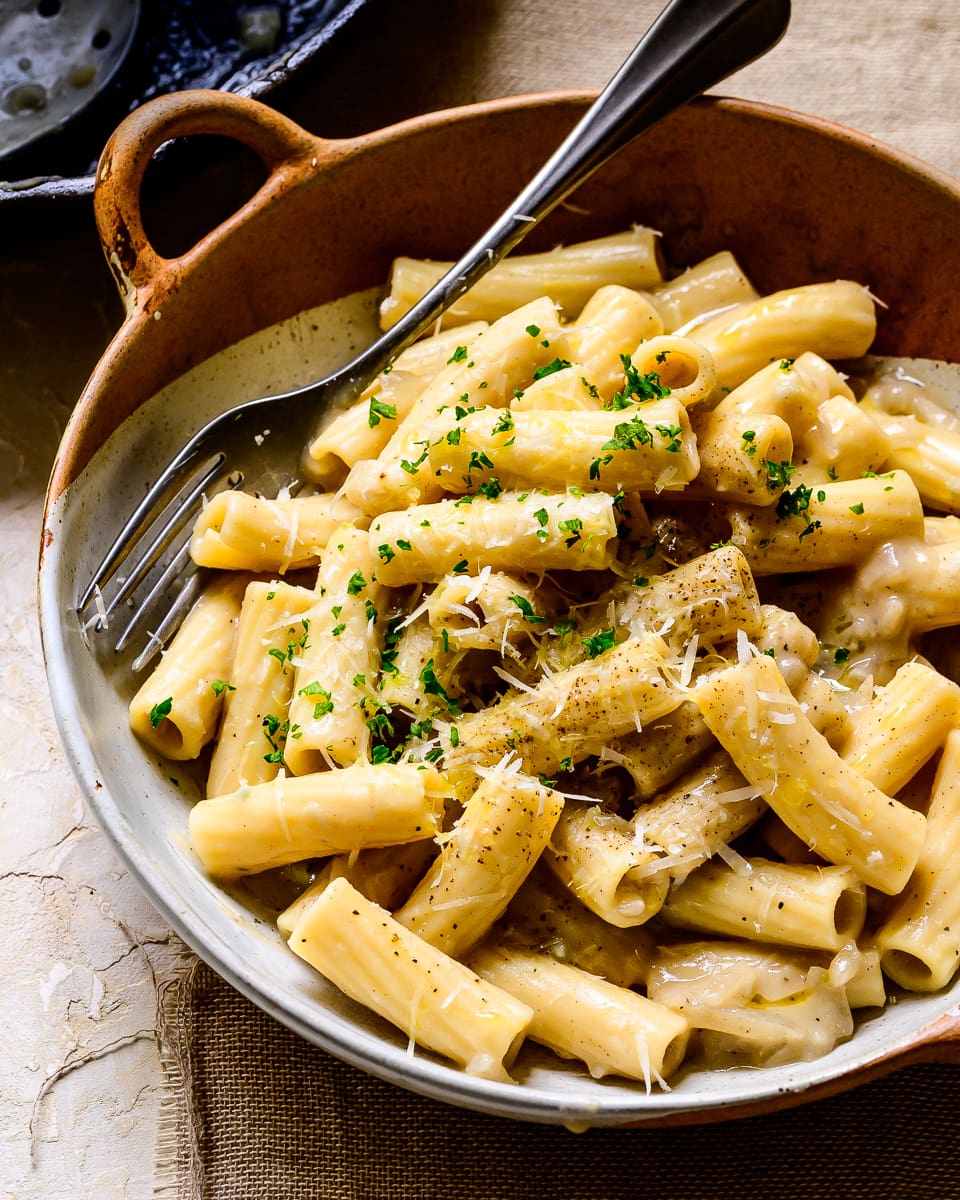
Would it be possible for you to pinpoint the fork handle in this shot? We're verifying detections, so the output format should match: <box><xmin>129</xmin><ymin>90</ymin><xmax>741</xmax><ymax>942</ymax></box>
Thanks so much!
<box><xmin>340</xmin><ymin>0</ymin><xmax>790</xmax><ymax>388</ymax></box>
<box><xmin>94</xmin><ymin>90</ymin><xmax>320</xmax><ymax>306</ymax></box>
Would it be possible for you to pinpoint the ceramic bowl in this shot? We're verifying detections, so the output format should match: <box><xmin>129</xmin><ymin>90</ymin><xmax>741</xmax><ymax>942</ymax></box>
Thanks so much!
<box><xmin>39</xmin><ymin>89</ymin><xmax>960</xmax><ymax>1126</ymax></box>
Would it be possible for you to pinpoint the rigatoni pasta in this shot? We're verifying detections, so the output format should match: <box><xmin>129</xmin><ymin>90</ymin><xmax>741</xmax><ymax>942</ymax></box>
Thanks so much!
<box><xmin>127</xmin><ymin>225</ymin><xmax>960</xmax><ymax>1091</ymax></box>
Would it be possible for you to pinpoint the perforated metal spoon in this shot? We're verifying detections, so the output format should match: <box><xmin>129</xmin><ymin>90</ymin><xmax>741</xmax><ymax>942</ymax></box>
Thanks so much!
<box><xmin>0</xmin><ymin>0</ymin><xmax>140</xmax><ymax>161</ymax></box>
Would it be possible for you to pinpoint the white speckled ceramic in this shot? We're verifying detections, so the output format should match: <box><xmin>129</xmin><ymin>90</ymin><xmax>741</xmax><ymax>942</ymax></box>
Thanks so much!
<box><xmin>39</xmin><ymin>90</ymin><xmax>960</xmax><ymax>1126</ymax></box>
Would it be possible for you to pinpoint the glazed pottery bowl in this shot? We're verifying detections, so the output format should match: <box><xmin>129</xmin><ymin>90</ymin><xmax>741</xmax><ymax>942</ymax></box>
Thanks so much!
<box><xmin>39</xmin><ymin>89</ymin><xmax>960</xmax><ymax>1126</ymax></box>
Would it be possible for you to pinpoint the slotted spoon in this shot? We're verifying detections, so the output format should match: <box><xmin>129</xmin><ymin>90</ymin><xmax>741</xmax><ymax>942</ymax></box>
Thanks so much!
<box><xmin>78</xmin><ymin>0</ymin><xmax>791</xmax><ymax>658</ymax></box>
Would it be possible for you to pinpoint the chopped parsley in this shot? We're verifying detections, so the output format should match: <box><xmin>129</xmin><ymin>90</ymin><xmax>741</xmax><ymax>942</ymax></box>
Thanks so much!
<box><xmin>447</xmin><ymin>345</ymin><xmax>469</xmax><ymax>364</ymax></box>
<box><xmin>741</xmin><ymin>430</ymin><xmax>757</xmax><ymax>457</ymax></box>
<box><xmin>419</xmin><ymin>659</ymin><xmax>461</xmax><ymax>717</ymax></box>
<box><xmin>605</xmin><ymin>353</ymin><xmax>671</xmax><ymax>409</ymax></box>
<box><xmin>210</xmin><ymin>680</ymin><xmax>235</xmax><ymax>697</ymax></box>
<box><xmin>765</xmin><ymin>460</ymin><xmax>797</xmax><ymax>490</ymax></box>
<box><xmin>834</xmin><ymin>647</ymin><xmax>851</xmax><ymax>664</ymax></box>
<box><xmin>298</xmin><ymin>682</ymin><xmax>334</xmax><ymax>719</ymax></box>
<box><xmin>582</xmin><ymin>628</ymin><xmax>617</xmax><ymax>658</ymax></box>
<box><xmin>849</xmin><ymin>502</ymin><xmax>865</xmax><ymax>515</ymax></box>
<box><xmin>532</xmin><ymin>357</ymin><xmax>572</xmax><ymax>381</ymax></box>
<box><xmin>478</xmin><ymin>477</ymin><xmax>503</xmax><ymax>499</ymax></box>
<box><xmin>347</xmin><ymin>570</ymin><xmax>367</xmax><ymax>596</ymax></box>
<box><xmin>508</xmin><ymin>594</ymin><xmax>545</xmax><ymax>623</ymax></box>
<box><xmin>149</xmin><ymin>697</ymin><xmax>173</xmax><ymax>728</ymax></box>
<box><xmin>378</xmin><ymin>543</ymin><xmax>396</xmax><ymax>564</ymax></box>
<box><xmin>368</xmin><ymin>396</ymin><xmax>397</xmax><ymax>428</ymax></box>
<box><xmin>492</xmin><ymin>410</ymin><xmax>514</xmax><ymax>434</ymax></box>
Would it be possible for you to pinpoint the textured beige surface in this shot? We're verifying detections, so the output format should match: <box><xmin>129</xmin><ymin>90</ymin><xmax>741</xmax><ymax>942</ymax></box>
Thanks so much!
<box><xmin>4</xmin><ymin>2</ymin><xmax>960</xmax><ymax>1198</ymax></box>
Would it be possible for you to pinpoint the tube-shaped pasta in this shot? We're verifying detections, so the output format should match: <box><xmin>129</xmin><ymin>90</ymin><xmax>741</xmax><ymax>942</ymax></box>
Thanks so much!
<box><xmin>303</xmin><ymin>322</ymin><xmax>488</xmax><ymax>484</ymax></box>
<box><xmin>276</xmin><ymin>839</ymin><xmax>437</xmax><ymax>937</ymax></box>
<box><xmin>652</xmin><ymin>250</ymin><xmax>759</xmax><ymax>332</ymax></box>
<box><xmin>498</xmin><ymin>863</ymin><xmax>654</xmax><ymax>988</ymax></box>
<box><xmin>876</xmin><ymin>729</ymin><xmax>960</xmax><ymax>991</ymax></box>
<box><xmin>860</xmin><ymin>403</ymin><xmax>960</xmax><ymax>513</ymax></box>
<box><xmin>188</xmin><ymin>763</ymin><xmax>445</xmax><ymax>876</ymax></box>
<box><xmin>468</xmin><ymin>943</ymin><xmax>688</xmax><ymax>1085</ymax></box>
<box><xmin>376</xmin><ymin>613</ymin><xmax>456</xmax><ymax>717</ymax></box>
<box><xmin>693</xmin><ymin>654</ymin><xmax>927</xmax><ymax>894</ymax></box>
<box><xmin>600</xmin><ymin>702</ymin><xmax>714</xmax><ymax>804</ymax></box>
<box><xmin>616</xmin><ymin>544</ymin><xmax>763</xmax><ymax>648</ymax></box>
<box><xmin>290</xmin><ymin>878</ymin><xmax>533</xmax><ymax>1081</ymax></box>
<box><xmin>692</xmin><ymin>409</ymin><xmax>794</xmax><ymax>504</ymax></box>
<box><xmin>793</xmin><ymin>394</ymin><xmax>891</xmax><ymax>483</ymax></box>
<box><xmin>568</xmin><ymin>285</ymin><xmax>664</xmax><ymax>401</ymax></box>
<box><xmin>623</xmin><ymin>335</ymin><xmax>718</xmax><ymax>408</ymax></box>
<box><xmin>206</xmin><ymin>581</ymin><xmax>315</xmax><ymax>797</ymax></box>
<box><xmin>129</xmin><ymin>574</ymin><xmax>246</xmax><ymax>760</ymax></box>
<box><xmin>425</xmin><ymin>569</ymin><xmax>546</xmax><ymax>653</ymax></box>
<box><xmin>345</xmin><ymin>298</ymin><xmax>569</xmax><ymax>514</ymax></box>
<box><xmin>631</xmin><ymin>747</ymin><xmax>768</xmax><ymax>883</ymax></box>
<box><xmin>510</xmin><ymin>369</ymin><xmax>609</xmax><ymax>412</ymax></box>
<box><xmin>378</xmin><ymin>227</ymin><xmax>664</xmax><ymax>328</ymax></box>
<box><xmin>840</xmin><ymin>659</ymin><xmax>960</xmax><ymax>796</ymax></box>
<box><xmin>729</xmin><ymin>470</ymin><xmax>925</xmax><ymax>574</ymax></box>
<box><xmin>286</xmin><ymin>524</ymin><xmax>384</xmax><ymax>772</ymax></box>
<box><xmin>547</xmin><ymin>802</ymin><xmax>670</xmax><ymax>927</ymax></box>
<box><xmin>691</xmin><ymin>281</ymin><xmax>876</xmax><ymax>390</ymax></box>
<box><xmin>427</xmin><ymin>400</ymin><xmax>698</xmax><ymax>496</ymax></box>
<box><xmin>395</xmin><ymin>769</ymin><xmax>564</xmax><ymax>957</ymax></box>
<box><xmin>817</xmin><ymin>537</ymin><xmax>960</xmax><ymax>684</ymax></box>
<box><xmin>441</xmin><ymin>631</ymin><xmax>680</xmax><ymax>779</ymax></box>
<box><xmin>752</xmin><ymin>603</ymin><xmax>819</xmax><ymax>687</ymax></box>
<box><xmin>661</xmin><ymin>858</ymin><xmax>867</xmax><ymax>952</ymax></box>
<box><xmin>370</xmin><ymin>490</ymin><xmax>617</xmax><ymax>587</ymax></box>
<box><xmin>646</xmin><ymin>941</ymin><xmax>854</xmax><ymax>1068</ymax></box>
<box><xmin>189</xmin><ymin>491</ymin><xmax>365</xmax><ymax>572</ymax></box>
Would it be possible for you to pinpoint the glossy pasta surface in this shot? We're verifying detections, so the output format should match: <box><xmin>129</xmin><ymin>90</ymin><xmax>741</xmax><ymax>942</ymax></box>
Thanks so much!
<box><xmin>130</xmin><ymin>228</ymin><xmax>960</xmax><ymax>1089</ymax></box>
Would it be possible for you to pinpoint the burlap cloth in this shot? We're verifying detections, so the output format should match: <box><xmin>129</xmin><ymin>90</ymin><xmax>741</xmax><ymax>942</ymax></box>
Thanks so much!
<box><xmin>156</xmin><ymin>2</ymin><xmax>960</xmax><ymax>1195</ymax></box>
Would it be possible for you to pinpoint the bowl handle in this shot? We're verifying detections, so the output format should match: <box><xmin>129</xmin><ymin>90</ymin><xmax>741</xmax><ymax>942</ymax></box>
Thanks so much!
<box><xmin>94</xmin><ymin>89</ymin><xmax>321</xmax><ymax>310</ymax></box>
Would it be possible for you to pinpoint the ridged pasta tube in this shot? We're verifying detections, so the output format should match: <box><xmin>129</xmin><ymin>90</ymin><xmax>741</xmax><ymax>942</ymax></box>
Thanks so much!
<box><xmin>468</xmin><ymin>944</ymin><xmax>689</xmax><ymax>1086</ymax></box>
<box><xmin>441</xmin><ymin>631</ymin><xmax>681</xmax><ymax>778</ymax></box>
<box><xmin>840</xmin><ymin>659</ymin><xmax>960</xmax><ymax>796</ymax></box>
<box><xmin>646</xmin><ymin>941</ymin><xmax>854</xmax><ymax>1068</ymax></box>
<box><xmin>546</xmin><ymin>802</ymin><xmax>670</xmax><ymax>927</ymax></box>
<box><xmin>129</xmin><ymin>573</ymin><xmax>246</xmax><ymax>760</ymax></box>
<box><xmin>303</xmin><ymin>322</ymin><xmax>488</xmax><ymax>484</ymax></box>
<box><xmin>860</xmin><ymin>403</ymin><xmax>960</xmax><ymax>513</ymax></box>
<box><xmin>661</xmin><ymin>858</ymin><xmax>867</xmax><ymax>952</ymax></box>
<box><xmin>600</xmin><ymin>702</ymin><xmax>714</xmax><ymax>804</ymax></box>
<box><xmin>189</xmin><ymin>491</ymin><xmax>365</xmax><ymax>572</ymax></box>
<box><xmin>616</xmin><ymin>544</ymin><xmax>763</xmax><ymax>648</ymax></box>
<box><xmin>207</xmin><ymin>581</ymin><xmax>315</xmax><ymax>797</ymax></box>
<box><xmin>691</xmin><ymin>281</ymin><xmax>876</xmax><ymax>390</ymax></box>
<box><xmin>693</xmin><ymin>654</ymin><xmax>927</xmax><ymax>894</ymax></box>
<box><xmin>395</xmin><ymin>769</ymin><xmax>564</xmax><ymax>957</ymax></box>
<box><xmin>651</xmin><ymin>250</ymin><xmax>759</xmax><ymax>332</ymax></box>
<box><xmin>568</xmin><ymin>285</ymin><xmax>664</xmax><ymax>401</ymax></box>
<box><xmin>876</xmin><ymin>729</ymin><xmax>960</xmax><ymax>991</ymax></box>
<box><xmin>729</xmin><ymin>470</ymin><xmax>924</xmax><ymax>574</ymax></box>
<box><xmin>345</xmin><ymin>298</ymin><xmax>569</xmax><ymax>514</ymax></box>
<box><xmin>378</xmin><ymin>227</ymin><xmax>664</xmax><ymax>328</ymax></box>
<box><xmin>427</xmin><ymin>400</ymin><xmax>698</xmax><ymax>495</ymax></box>
<box><xmin>289</xmin><ymin>878</ymin><xmax>533</xmax><ymax>1082</ymax></box>
<box><xmin>370</xmin><ymin>490</ymin><xmax>618</xmax><ymax>587</ymax></box>
<box><xmin>188</xmin><ymin>763</ymin><xmax>445</xmax><ymax>876</ymax></box>
<box><xmin>286</xmin><ymin>524</ymin><xmax>384</xmax><ymax>771</ymax></box>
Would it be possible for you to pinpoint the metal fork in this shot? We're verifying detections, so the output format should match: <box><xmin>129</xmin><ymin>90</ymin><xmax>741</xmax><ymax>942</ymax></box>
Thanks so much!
<box><xmin>79</xmin><ymin>0</ymin><xmax>790</xmax><ymax>662</ymax></box>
